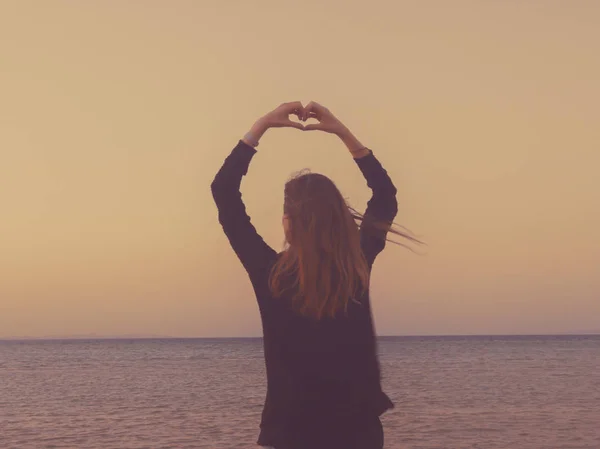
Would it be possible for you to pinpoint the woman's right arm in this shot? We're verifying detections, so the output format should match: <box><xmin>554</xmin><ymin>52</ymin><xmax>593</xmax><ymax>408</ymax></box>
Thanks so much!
<box><xmin>211</xmin><ymin>103</ymin><xmax>305</xmax><ymax>279</ymax></box>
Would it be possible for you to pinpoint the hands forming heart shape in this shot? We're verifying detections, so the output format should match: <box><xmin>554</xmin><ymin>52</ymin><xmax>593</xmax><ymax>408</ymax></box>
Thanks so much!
<box><xmin>261</xmin><ymin>101</ymin><xmax>348</xmax><ymax>136</ymax></box>
<box><xmin>244</xmin><ymin>100</ymin><xmax>368</xmax><ymax>157</ymax></box>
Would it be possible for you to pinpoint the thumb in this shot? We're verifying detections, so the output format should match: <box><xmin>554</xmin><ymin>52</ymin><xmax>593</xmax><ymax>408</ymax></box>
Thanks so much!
<box><xmin>304</xmin><ymin>123</ymin><xmax>324</xmax><ymax>131</ymax></box>
<box><xmin>287</xmin><ymin>120</ymin><xmax>305</xmax><ymax>130</ymax></box>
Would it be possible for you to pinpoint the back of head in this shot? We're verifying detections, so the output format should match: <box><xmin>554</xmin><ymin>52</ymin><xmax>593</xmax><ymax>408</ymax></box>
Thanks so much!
<box><xmin>269</xmin><ymin>171</ymin><xmax>369</xmax><ymax>320</ymax></box>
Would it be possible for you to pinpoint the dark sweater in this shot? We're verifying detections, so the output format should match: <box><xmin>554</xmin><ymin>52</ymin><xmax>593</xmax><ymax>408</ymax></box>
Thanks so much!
<box><xmin>211</xmin><ymin>140</ymin><xmax>397</xmax><ymax>448</ymax></box>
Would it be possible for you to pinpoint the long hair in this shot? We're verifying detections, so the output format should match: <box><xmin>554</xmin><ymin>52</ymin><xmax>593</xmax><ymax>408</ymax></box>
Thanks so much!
<box><xmin>268</xmin><ymin>170</ymin><xmax>423</xmax><ymax>321</ymax></box>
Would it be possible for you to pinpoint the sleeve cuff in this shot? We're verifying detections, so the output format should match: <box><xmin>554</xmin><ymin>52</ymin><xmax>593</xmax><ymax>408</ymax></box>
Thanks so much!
<box><xmin>230</xmin><ymin>140</ymin><xmax>258</xmax><ymax>164</ymax></box>
<box><xmin>236</xmin><ymin>139</ymin><xmax>258</xmax><ymax>153</ymax></box>
<box><xmin>353</xmin><ymin>149</ymin><xmax>376</xmax><ymax>165</ymax></box>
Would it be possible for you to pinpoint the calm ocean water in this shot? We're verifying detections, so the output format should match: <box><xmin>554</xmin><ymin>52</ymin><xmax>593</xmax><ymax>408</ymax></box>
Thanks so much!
<box><xmin>1</xmin><ymin>336</ymin><xmax>599</xmax><ymax>449</ymax></box>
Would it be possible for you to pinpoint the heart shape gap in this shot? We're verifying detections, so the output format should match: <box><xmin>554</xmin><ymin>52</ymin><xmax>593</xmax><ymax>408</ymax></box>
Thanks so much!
<box><xmin>289</xmin><ymin>116</ymin><xmax>319</xmax><ymax>125</ymax></box>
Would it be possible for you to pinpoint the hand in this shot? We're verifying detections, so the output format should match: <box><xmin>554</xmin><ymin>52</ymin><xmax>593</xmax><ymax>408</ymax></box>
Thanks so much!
<box><xmin>259</xmin><ymin>102</ymin><xmax>305</xmax><ymax>131</ymax></box>
<box><xmin>302</xmin><ymin>101</ymin><xmax>367</xmax><ymax>156</ymax></box>
<box><xmin>243</xmin><ymin>102</ymin><xmax>305</xmax><ymax>147</ymax></box>
<box><xmin>302</xmin><ymin>101</ymin><xmax>348</xmax><ymax>136</ymax></box>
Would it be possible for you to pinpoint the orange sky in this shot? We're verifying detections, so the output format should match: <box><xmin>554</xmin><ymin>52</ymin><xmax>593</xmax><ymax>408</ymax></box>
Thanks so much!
<box><xmin>1</xmin><ymin>1</ymin><xmax>599</xmax><ymax>338</ymax></box>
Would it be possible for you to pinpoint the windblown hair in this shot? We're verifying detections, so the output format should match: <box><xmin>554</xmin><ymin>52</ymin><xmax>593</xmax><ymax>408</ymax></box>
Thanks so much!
<box><xmin>268</xmin><ymin>170</ymin><xmax>423</xmax><ymax>321</ymax></box>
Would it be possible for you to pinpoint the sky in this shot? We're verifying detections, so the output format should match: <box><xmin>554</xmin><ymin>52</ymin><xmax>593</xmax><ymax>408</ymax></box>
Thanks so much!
<box><xmin>1</xmin><ymin>0</ymin><xmax>599</xmax><ymax>338</ymax></box>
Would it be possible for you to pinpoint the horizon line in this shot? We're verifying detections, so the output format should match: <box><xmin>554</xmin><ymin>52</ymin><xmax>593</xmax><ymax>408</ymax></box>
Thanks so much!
<box><xmin>1</xmin><ymin>332</ymin><xmax>599</xmax><ymax>341</ymax></box>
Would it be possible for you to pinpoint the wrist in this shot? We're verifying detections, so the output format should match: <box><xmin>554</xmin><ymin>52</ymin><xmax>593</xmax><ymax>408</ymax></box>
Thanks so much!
<box><xmin>335</xmin><ymin>125</ymin><xmax>351</xmax><ymax>140</ymax></box>
<box><xmin>338</xmin><ymin>128</ymin><xmax>364</xmax><ymax>153</ymax></box>
<box><xmin>252</xmin><ymin>118</ymin><xmax>270</xmax><ymax>136</ymax></box>
<box><xmin>243</xmin><ymin>119</ymin><xmax>270</xmax><ymax>147</ymax></box>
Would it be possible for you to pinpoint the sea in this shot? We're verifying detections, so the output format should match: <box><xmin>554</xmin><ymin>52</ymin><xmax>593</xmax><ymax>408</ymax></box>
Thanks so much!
<box><xmin>1</xmin><ymin>335</ymin><xmax>599</xmax><ymax>449</ymax></box>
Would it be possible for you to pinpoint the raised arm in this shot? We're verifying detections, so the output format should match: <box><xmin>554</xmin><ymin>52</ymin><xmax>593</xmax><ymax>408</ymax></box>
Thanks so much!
<box><xmin>353</xmin><ymin>145</ymin><xmax>398</xmax><ymax>267</ymax></box>
<box><xmin>210</xmin><ymin>103</ymin><xmax>305</xmax><ymax>280</ymax></box>
<box><xmin>303</xmin><ymin>101</ymin><xmax>398</xmax><ymax>266</ymax></box>
<box><xmin>211</xmin><ymin>140</ymin><xmax>275</xmax><ymax>279</ymax></box>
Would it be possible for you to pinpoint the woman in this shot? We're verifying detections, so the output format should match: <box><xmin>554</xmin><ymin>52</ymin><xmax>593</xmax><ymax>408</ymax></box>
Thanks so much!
<box><xmin>211</xmin><ymin>101</ymin><xmax>417</xmax><ymax>449</ymax></box>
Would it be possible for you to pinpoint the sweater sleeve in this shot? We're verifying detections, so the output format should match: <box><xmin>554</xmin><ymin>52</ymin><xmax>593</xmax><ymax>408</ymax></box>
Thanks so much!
<box><xmin>354</xmin><ymin>151</ymin><xmax>399</xmax><ymax>266</ymax></box>
<box><xmin>211</xmin><ymin>140</ymin><xmax>277</xmax><ymax>279</ymax></box>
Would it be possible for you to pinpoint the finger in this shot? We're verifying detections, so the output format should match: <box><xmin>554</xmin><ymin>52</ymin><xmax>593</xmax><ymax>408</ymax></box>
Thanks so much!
<box><xmin>303</xmin><ymin>123</ymin><xmax>324</xmax><ymax>131</ymax></box>
<box><xmin>303</xmin><ymin>112</ymin><xmax>319</xmax><ymax>124</ymax></box>
<box><xmin>291</xmin><ymin>108</ymin><xmax>304</xmax><ymax>122</ymax></box>
<box><xmin>282</xmin><ymin>101</ymin><xmax>304</xmax><ymax>114</ymax></box>
<box><xmin>301</xmin><ymin>105</ymin><xmax>311</xmax><ymax>121</ymax></box>
<box><xmin>285</xmin><ymin>120</ymin><xmax>305</xmax><ymax>130</ymax></box>
<box><xmin>304</xmin><ymin>101</ymin><xmax>323</xmax><ymax>120</ymax></box>
<box><xmin>281</xmin><ymin>102</ymin><xmax>305</xmax><ymax>122</ymax></box>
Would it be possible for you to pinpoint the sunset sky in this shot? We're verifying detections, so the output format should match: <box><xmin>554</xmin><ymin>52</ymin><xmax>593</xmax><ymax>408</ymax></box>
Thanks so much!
<box><xmin>1</xmin><ymin>1</ymin><xmax>599</xmax><ymax>338</ymax></box>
